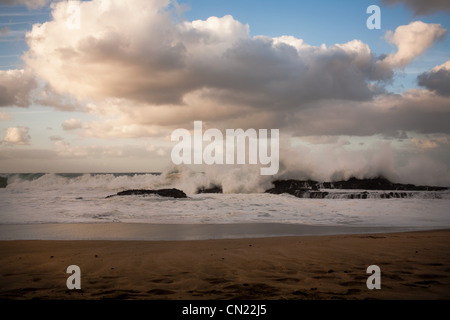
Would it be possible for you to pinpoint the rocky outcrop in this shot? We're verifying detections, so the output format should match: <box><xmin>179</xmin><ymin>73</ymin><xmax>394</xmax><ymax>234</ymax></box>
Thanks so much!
<box><xmin>196</xmin><ymin>185</ymin><xmax>223</xmax><ymax>194</ymax></box>
<box><xmin>337</xmin><ymin>191</ymin><xmax>410</xmax><ymax>199</ymax></box>
<box><xmin>265</xmin><ymin>177</ymin><xmax>447</xmax><ymax>199</ymax></box>
<box><xmin>330</xmin><ymin>177</ymin><xmax>447</xmax><ymax>191</ymax></box>
<box><xmin>265</xmin><ymin>180</ymin><xmax>327</xmax><ymax>198</ymax></box>
<box><xmin>267</xmin><ymin>177</ymin><xmax>447</xmax><ymax>192</ymax></box>
<box><xmin>0</xmin><ymin>176</ymin><xmax>7</xmax><ymax>188</ymax></box>
<box><xmin>106</xmin><ymin>188</ymin><xmax>187</xmax><ymax>199</ymax></box>
<box><xmin>265</xmin><ymin>180</ymin><xmax>317</xmax><ymax>194</ymax></box>
<box><xmin>296</xmin><ymin>191</ymin><xmax>330</xmax><ymax>199</ymax></box>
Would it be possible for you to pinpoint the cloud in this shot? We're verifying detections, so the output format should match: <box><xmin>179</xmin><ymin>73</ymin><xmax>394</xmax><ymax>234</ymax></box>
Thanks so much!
<box><xmin>285</xmin><ymin>89</ymin><xmax>450</xmax><ymax>137</ymax></box>
<box><xmin>411</xmin><ymin>136</ymin><xmax>449</xmax><ymax>149</ymax></box>
<box><xmin>23</xmin><ymin>0</ymin><xmax>391</xmax><ymax>123</ymax></box>
<box><xmin>0</xmin><ymin>111</ymin><xmax>12</xmax><ymax>120</ymax></box>
<box><xmin>0</xmin><ymin>0</ymin><xmax>51</xmax><ymax>9</ymax></box>
<box><xmin>3</xmin><ymin>126</ymin><xmax>31</xmax><ymax>145</ymax></box>
<box><xmin>384</xmin><ymin>21</ymin><xmax>446</xmax><ymax>68</ymax></box>
<box><xmin>418</xmin><ymin>60</ymin><xmax>450</xmax><ymax>96</ymax></box>
<box><xmin>382</xmin><ymin>0</ymin><xmax>450</xmax><ymax>16</ymax></box>
<box><xmin>62</xmin><ymin>118</ymin><xmax>82</xmax><ymax>130</ymax></box>
<box><xmin>0</xmin><ymin>148</ymin><xmax>56</xmax><ymax>160</ymax></box>
<box><xmin>52</xmin><ymin>139</ymin><xmax>170</xmax><ymax>159</ymax></box>
<box><xmin>0</xmin><ymin>69</ymin><xmax>37</xmax><ymax>108</ymax></box>
<box><xmin>20</xmin><ymin>1</ymin><xmax>449</xmax><ymax>140</ymax></box>
<box><xmin>35</xmin><ymin>85</ymin><xmax>85</xmax><ymax>111</ymax></box>
<box><xmin>49</xmin><ymin>135</ymin><xmax>63</xmax><ymax>141</ymax></box>
<box><xmin>81</xmin><ymin>118</ymin><xmax>165</xmax><ymax>139</ymax></box>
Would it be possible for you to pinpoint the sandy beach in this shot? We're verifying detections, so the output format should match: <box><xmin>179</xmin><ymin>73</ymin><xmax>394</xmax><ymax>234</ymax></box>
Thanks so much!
<box><xmin>1</xmin><ymin>229</ymin><xmax>449</xmax><ymax>300</ymax></box>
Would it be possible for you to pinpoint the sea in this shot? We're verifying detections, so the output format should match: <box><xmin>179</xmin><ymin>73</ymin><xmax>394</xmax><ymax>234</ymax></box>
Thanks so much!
<box><xmin>1</xmin><ymin>170</ymin><xmax>449</xmax><ymax>240</ymax></box>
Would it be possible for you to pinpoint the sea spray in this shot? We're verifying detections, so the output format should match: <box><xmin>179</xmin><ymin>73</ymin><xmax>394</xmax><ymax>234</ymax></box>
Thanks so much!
<box><xmin>2</xmin><ymin>165</ymin><xmax>274</xmax><ymax>194</ymax></box>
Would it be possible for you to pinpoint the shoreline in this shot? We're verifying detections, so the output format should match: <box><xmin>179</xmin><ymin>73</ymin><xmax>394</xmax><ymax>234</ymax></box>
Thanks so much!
<box><xmin>1</xmin><ymin>229</ymin><xmax>449</xmax><ymax>300</ymax></box>
<box><xmin>0</xmin><ymin>223</ymin><xmax>440</xmax><ymax>241</ymax></box>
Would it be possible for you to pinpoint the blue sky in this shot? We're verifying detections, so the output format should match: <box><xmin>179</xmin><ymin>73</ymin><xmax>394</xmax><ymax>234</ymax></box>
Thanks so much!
<box><xmin>0</xmin><ymin>0</ymin><xmax>449</xmax><ymax>185</ymax></box>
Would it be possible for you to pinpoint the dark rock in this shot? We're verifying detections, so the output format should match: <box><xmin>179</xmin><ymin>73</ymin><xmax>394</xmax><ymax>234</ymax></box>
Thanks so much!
<box><xmin>266</xmin><ymin>177</ymin><xmax>447</xmax><ymax>195</ymax></box>
<box><xmin>322</xmin><ymin>182</ymin><xmax>333</xmax><ymax>189</ymax></box>
<box><xmin>265</xmin><ymin>180</ymin><xmax>329</xmax><ymax>198</ymax></box>
<box><xmin>106</xmin><ymin>188</ymin><xmax>187</xmax><ymax>199</ymax></box>
<box><xmin>0</xmin><ymin>176</ymin><xmax>7</xmax><ymax>188</ymax></box>
<box><xmin>311</xmin><ymin>184</ymin><xmax>319</xmax><ymax>191</ymax></box>
<box><xmin>196</xmin><ymin>185</ymin><xmax>223</xmax><ymax>194</ymax></box>
<box><xmin>307</xmin><ymin>191</ymin><xmax>329</xmax><ymax>199</ymax></box>
<box><xmin>332</xmin><ymin>177</ymin><xmax>394</xmax><ymax>190</ymax></box>
<box><xmin>265</xmin><ymin>179</ymin><xmax>318</xmax><ymax>196</ymax></box>
<box><xmin>333</xmin><ymin>177</ymin><xmax>447</xmax><ymax>191</ymax></box>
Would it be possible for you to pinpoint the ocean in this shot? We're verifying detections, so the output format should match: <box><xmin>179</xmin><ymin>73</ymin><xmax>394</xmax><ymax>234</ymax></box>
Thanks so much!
<box><xmin>1</xmin><ymin>171</ymin><xmax>449</xmax><ymax>240</ymax></box>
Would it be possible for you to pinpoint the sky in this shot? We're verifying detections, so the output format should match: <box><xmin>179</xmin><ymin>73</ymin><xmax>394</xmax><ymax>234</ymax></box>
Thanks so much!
<box><xmin>0</xmin><ymin>0</ymin><xmax>449</xmax><ymax>186</ymax></box>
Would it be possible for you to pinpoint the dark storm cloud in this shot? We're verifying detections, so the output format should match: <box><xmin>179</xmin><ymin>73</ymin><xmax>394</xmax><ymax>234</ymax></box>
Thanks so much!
<box><xmin>382</xmin><ymin>0</ymin><xmax>450</xmax><ymax>15</ymax></box>
<box><xmin>418</xmin><ymin>66</ymin><xmax>450</xmax><ymax>96</ymax></box>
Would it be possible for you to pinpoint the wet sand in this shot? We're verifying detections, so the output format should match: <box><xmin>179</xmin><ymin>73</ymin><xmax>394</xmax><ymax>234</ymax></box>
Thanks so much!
<box><xmin>0</xmin><ymin>229</ymin><xmax>449</xmax><ymax>300</ymax></box>
<box><xmin>0</xmin><ymin>223</ymin><xmax>425</xmax><ymax>240</ymax></box>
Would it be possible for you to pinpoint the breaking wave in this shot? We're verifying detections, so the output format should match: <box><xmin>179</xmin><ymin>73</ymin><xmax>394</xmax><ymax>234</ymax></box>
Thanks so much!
<box><xmin>1</xmin><ymin>165</ymin><xmax>449</xmax><ymax>200</ymax></box>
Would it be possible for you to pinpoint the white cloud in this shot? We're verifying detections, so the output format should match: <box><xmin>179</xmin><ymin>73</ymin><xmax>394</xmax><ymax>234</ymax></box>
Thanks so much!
<box><xmin>22</xmin><ymin>0</ymin><xmax>391</xmax><ymax>131</ymax></box>
<box><xmin>0</xmin><ymin>111</ymin><xmax>12</xmax><ymax>120</ymax></box>
<box><xmin>15</xmin><ymin>1</ymin><xmax>448</xmax><ymax>143</ymax></box>
<box><xmin>384</xmin><ymin>21</ymin><xmax>447</xmax><ymax>68</ymax></box>
<box><xmin>62</xmin><ymin>118</ymin><xmax>82</xmax><ymax>130</ymax></box>
<box><xmin>0</xmin><ymin>69</ymin><xmax>37</xmax><ymax>108</ymax></box>
<box><xmin>431</xmin><ymin>60</ymin><xmax>450</xmax><ymax>72</ymax></box>
<box><xmin>3</xmin><ymin>126</ymin><xmax>31</xmax><ymax>145</ymax></box>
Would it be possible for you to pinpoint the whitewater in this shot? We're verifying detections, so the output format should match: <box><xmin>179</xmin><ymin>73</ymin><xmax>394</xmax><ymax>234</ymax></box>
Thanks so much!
<box><xmin>1</xmin><ymin>172</ymin><xmax>449</xmax><ymax>231</ymax></box>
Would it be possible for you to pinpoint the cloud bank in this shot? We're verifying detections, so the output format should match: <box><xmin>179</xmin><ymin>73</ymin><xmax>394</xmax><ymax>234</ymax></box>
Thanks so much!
<box><xmin>382</xmin><ymin>0</ymin><xmax>450</xmax><ymax>16</ymax></box>
<box><xmin>17</xmin><ymin>0</ymin><xmax>447</xmax><ymax>139</ymax></box>
<box><xmin>418</xmin><ymin>60</ymin><xmax>450</xmax><ymax>96</ymax></box>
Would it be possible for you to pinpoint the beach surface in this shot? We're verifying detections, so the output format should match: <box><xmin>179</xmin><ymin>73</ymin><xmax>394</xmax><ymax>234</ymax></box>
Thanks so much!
<box><xmin>1</xmin><ymin>229</ymin><xmax>449</xmax><ymax>300</ymax></box>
